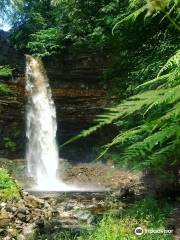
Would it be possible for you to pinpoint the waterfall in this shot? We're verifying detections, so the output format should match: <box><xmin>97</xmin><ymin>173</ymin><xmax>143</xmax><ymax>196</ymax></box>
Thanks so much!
<box><xmin>25</xmin><ymin>55</ymin><xmax>66</xmax><ymax>190</ymax></box>
<box><xmin>25</xmin><ymin>55</ymin><xmax>99</xmax><ymax>192</ymax></box>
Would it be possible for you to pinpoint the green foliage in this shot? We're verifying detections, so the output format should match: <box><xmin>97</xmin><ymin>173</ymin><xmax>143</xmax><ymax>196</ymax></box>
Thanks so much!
<box><xmin>104</xmin><ymin>0</ymin><xmax>180</xmax><ymax>96</ymax></box>
<box><xmin>0</xmin><ymin>82</ymin><xmax>14</xmax><ymax>95</ymax></box>
<box><xmin>0</xmin><ymin>168</ymin><xmax>20</xmax><ymax>201</ymax></box>
<box><xmin>60</xmin><ymin>0</ymin><xmax>180</xmax><ymax>176</ymax></box>
<box><xmin>0</xmin><ymin>168</ymin><xmax>15</xmax><ymax>189</ymax></box>
<box><xmin>0</xmin><ymin>66</ymin><xmax>14</xmax><ymax>94</ymax></box>
<box><xmin>0</xmin><ymin>65</ymin><xmax>12</xmax><ymax>77</ymax></box>
<box><xmin>3</xmin><ymin>0</ymin><xmax>180</xmax><ymax>180</ymax></box>
<box><xmin>147</xmin><ymin>0</ymin><xmax>170</xmax><ymax>12</ymax></box>
<box><xmin>3</xmin><ymin>137</ymin><xmax>16</xmax><ymax>152</ymax></box>
<box><xmin>112</xmin><ymin>5</ymin><xmax>147</xmax><ymax>35</ymax></box>
<box><xmin>78</xmin><ymin>197</ymin><xmax>173</xmax><ymax>240</ymax></box>
<box><xmin>7</xmin><ymin>0</ymin><xmax>122</xmax><ymax>51</ymax></box>
<box><xmin>64</xmin><ymin>46</ymin><xmax>180</xmax><ymax>173</ymax></box>
<box><xmin>27</xmin><ymin>28</ymin><xmax>62</xmax><ymax>56</ymax></box>
<box><xmin>103</xmin><ymin>50</ymin><xmax>180</xmax><ymax>171</ymax></box>
<box><xmin>3</xmin><ymin>0</ymin><xmax>180</xmax><ymax>54</ymax></box>
<box><xmin>112</xmin><ymin>0</ymin><xmax>180</xmax><ymax>34</ymax></box>
<box><xmin>9</xmin><ymin>1</ymin><xmax>55</xmax><ymax>49</ymax></box>
<box><xmin>0</xmin><ymin>65</ymin><xmax>13</xmax><ymax>95</ymax></box>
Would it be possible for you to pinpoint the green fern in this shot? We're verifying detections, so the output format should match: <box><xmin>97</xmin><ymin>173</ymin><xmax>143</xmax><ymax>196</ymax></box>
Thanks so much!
<box><xmin>158</xmin><ymin>50</ymin><xmax>180</xmax><ymax>77</ymax></box>
<box><xmin>62</xmin><ymin>48</ymin><xmax>180</xmax><ymax>172</ymax></box>
<box><xmin>112</xmin><ymin>5</ymin><xmax>147</xmax><ymax>35</ymax></box>
<box><xmin>112</xmin><ymin>0</ymin><xmax>180</xmax><ymax>34</ymax></box>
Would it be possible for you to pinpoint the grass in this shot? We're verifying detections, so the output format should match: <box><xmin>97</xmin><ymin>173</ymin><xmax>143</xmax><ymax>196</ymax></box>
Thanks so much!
<box><xmin>0</xmin><ymin>168</ymin><xmax>20</xmax><ymax>201</ymax></box>
<box><xmin>77</xmin><ymin>197</ymin><xmax>174</xmax><ymax>240</ymax></box>
<box><xmin>49</xmin><ymin>197</ymin><xmax>174</xmax><ymax>240</ymax></box>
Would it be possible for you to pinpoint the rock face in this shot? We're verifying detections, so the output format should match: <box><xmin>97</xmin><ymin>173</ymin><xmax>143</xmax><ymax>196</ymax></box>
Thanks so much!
<box><xmin>0</xmin><ymin>31</ymin><xmax>25</xmax><ymax>158</ymax></box>
<box><xmin>0</xmin><ymin>31</ymin><xmax>115</xmax><ymax>161</ymax></box>
<box><xmin>0</xmin><ymin>30</ymin><xmax>25</xmax><ymax>74</ymax></box>
<box><xmin>44</xmin><ymin>53</ymin><xmax>115</xmax><ymax>162</ymax></box>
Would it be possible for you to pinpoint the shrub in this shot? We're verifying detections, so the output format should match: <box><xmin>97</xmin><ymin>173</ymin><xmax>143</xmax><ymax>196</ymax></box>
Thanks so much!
<box><xmin>0</xmin><ymin>168</ymin><xmax>20</xmax><ymax>201</ymax></box>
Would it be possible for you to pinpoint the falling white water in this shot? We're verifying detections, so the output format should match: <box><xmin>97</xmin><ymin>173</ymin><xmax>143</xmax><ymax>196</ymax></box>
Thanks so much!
<box><xmin>25</xmin><ymin>55</ymin><xmax>79</xmax><ymax>191</ymax></box>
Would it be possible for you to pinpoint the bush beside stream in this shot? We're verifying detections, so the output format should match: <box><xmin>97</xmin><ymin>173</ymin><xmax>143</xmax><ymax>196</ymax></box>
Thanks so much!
<box><xmin>0</xmin><ymin>168</ymin><xmax>20</xmax><ymax>201</ymax></box>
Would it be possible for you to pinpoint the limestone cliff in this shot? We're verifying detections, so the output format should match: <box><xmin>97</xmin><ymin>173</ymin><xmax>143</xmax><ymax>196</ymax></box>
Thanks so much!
<box><xmin>0</xmin><ymin>31</ymin><xmax>114</xmax><ymax>161</ymax></box>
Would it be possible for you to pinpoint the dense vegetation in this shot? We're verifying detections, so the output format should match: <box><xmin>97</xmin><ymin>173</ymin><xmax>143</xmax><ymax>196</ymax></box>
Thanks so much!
<box><xmin>0</xmin><ymin>0</ymin><xmax>179</xmax><ymax>238</ymax></box>
<box><xmin>0</xmin><ymin>168</ymin><xmax>20</xmax><ymax>200</ymax></box>
<box><xmin>78</xmin><ymin>197</ymin><xmax>173</xmax><ymax>240</ymax></box>
<box><xmin>50</xmin><ymin>0</ymin><xmax>180</xmax><ymax>182</ymax></box>
<box><xmin>1</xmin><ymin>0</ymin><xmax>179</xmax><ymax>185</ymax></box>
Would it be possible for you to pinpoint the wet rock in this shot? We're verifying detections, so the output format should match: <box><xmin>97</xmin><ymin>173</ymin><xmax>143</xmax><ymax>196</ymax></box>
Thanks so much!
<box><xmin>17</xmin><ymin>207</ymin><xmax>27</xmax><ymax>215</ymax></box>
<box><xmin>74</xmin><ymin>210</ymin><xmax>94</xmax><ymax>223</ymax></box>
<box><xmin>8</xmin><ymin>227</ymin><xmax>18</xmax><ymax>238</ymax></box>
<box><xmin>0</xmin><ymin>228</ymin><xmax>8</xmax><ymax>237</ymax></box>
<box><xmin>17</xmin><ymin>213</ymin><xmax>26</xmax><ymax>222</ymax></box>
<box><xmin>63</xmin><ymin>163</ymin><xmax>143</xmax><ymax>193</ymax></box>
<box><xmin>23</xmin><ymin>191</ymin><xmax>29</xmax><ymax>196</ymax></box>
<box><xmin>44</xmin><ymin>202</ymin><xmax>50</xmax><ymax>209</ymax></box>
<box><xmin>64</xmin><ymin>203</ymin><xmax>74</xmax><ymax>211</ymax></box>
<box><xmin>17</xmin><ymin>234</ymin><xmax>26</xmax><ymax>240</ymax></box>
<box><xmin>112</xmin><ymin>189</ymin><xmax>125</xmax><ymax>198</ymax></box>
<box><xmin>62</xmin><ymin>224</ymin><xmax>94</xmax><ymax>236</ymax></box>
<box><xmin>3</xmin><ymin>236</ymin><xmax>11</xmax><ymax>240</ymax></box>
<box><xmin>14</xmin><ymin>220</ymin><xmax>22</xmax><ymax>226</ymax></box>
<box><xmin>51</xmin><ymin>209</ymin><xmax>60</xmax><ymax>218</ymax></box>
<box><xmin>22</xmin><ymin>223</ymin><xmax>37</xmax><ymax>240</ymax></box>
<box><xmin>0</xmin><ymin>202</ymin><xmax>6</xmax><ymax>208</ymax></box>
<box><xmin>5</xmin><ymin>205</ymin><xmax>17</xmax><ymax>213</ymax></box>
<box><xmin>25</xmin><ymin>195</ymin><xmax>45</xmax><ymax>208</ymax></box>
<box><xmin>0</xmin><ymin>209</ymin><xmax>11</xmax><ymax>227</ymax></box>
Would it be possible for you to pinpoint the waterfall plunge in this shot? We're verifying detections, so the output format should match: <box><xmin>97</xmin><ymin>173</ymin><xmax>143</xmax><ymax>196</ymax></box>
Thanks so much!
<box><xmin>25</xmin><ymin>55</ymin><xmax>78</xmax><ymax>191</ymax></box>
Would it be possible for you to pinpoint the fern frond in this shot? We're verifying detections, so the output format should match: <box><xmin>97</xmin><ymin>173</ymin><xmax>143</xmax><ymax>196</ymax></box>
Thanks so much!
<box><xmin>61</xmin><ymin>84</ymin><xmax>179</xmax><ymax>147</ymax></box>
<box><xmin>62</xmin><ymin>44</ymin><xmax>180</xmax><ymax>174</ymax></box>
<box><xmin>121</xmin><ymin>124</ymin><xmax>179</xmax><ymax>161</ymax></box>
<box><xmin>112</xmin><ymin>5</ymin><xmax>147</xmax><ymax>35</ymax></box>
<box><xmin>136</xmin><ymin>71</ymin><xmax>179</xmax><ymax>91</ymax></box>
<box><xmin>97</xmin><ymin>126</ymin><xmax>145</xmax><ymax>159</ymax></box>
<box><xmin>142</xmin><ymin>140</ymin><xmax>180</xmax><ymax>168</ymax></box>
<box><xmin>98</xmin><ymin>110</ymin><xmax>179</xmax><ymax>158</ymax></box>
<box><xmin>129</xmin><ymin>0</ymin><xmax>146</xmax><ymax>9</ymax></box>
<box><xmin>158</xmin><ymin>50</ymin><xmax>180</xmax><ymax>77</ymax></box>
